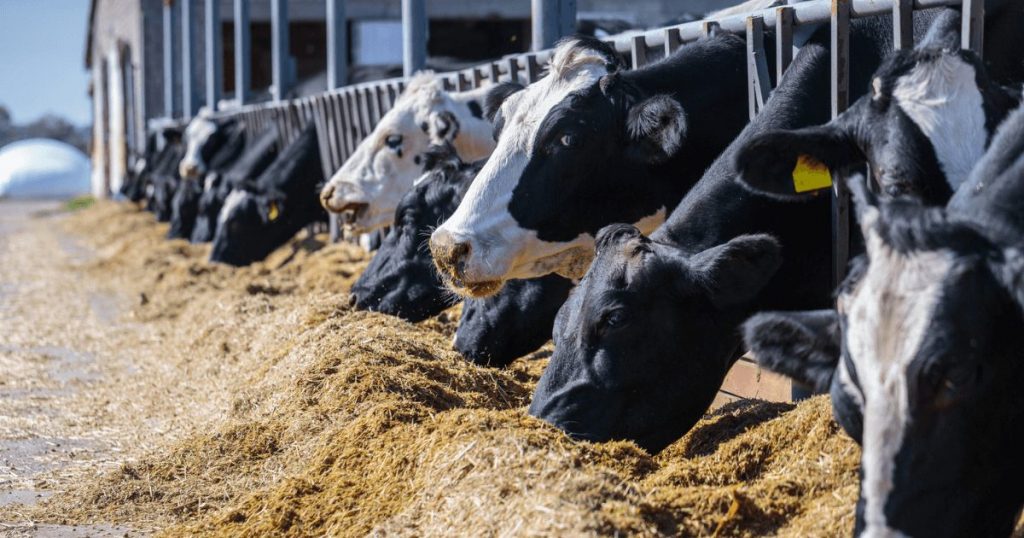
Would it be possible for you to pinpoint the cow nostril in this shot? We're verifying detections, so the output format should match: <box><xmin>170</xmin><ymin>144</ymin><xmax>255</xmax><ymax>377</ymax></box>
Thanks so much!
<box><xmin>319</xmin><ymin>185</ymin><xmax>335</xmax><ymax>208</ymax></box>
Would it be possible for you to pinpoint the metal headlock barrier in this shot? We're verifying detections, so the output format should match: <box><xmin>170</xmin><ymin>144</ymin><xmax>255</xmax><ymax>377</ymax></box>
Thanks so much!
<box><xmin>200</xmin><ymin>0</ymin><xmax>982</xmax><ymax>275</ymax></box>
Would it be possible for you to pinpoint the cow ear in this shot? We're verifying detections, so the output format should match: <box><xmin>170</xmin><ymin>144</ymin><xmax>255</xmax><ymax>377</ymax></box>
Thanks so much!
<box><xmin>995</xmin><ymin>247</ymin><xmax>1024</xmax><ymax>312</ymax></box>
<box><xmin>735</xmin><ymin>123</ymin><xmax>862</xmax><ymax>200</ymax></box>
<box><xmin>743</xmin><ymin>309</ymin><xmax>841</xmax><ymax>393</ymax></box>
<box><xmin>690</xmin><ymin>234</ymin><xmax>783</xmax><ymax>309</ymax></box>
<box><xmin>484</xmin><ymin>81</ymin><xmax>524</xmax><ymax>122</ymax></box>
<box><xmin>427</xmin><ymin>110</ymin><xmax>460</xmax><ymax>144</ymax></box>
<box><xmin>625</xmin><ymin>95</ymin><xmax>687</xmax><ymax>164</ymax></box>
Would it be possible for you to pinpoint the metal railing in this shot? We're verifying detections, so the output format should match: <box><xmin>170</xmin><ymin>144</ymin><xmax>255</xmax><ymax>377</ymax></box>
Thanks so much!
<box><xmin>200</xmin><ymin>0</ymin><xmax>982</xmax><ymax>260</ymax></box>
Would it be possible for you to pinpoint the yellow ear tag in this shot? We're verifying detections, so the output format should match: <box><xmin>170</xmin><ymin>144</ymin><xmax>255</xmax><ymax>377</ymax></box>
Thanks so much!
<box><xmin>268</xmin><ymin>201</ymin><xmax>280</xmax><ymax>221</ymax></box>
<box><xmin>792</xmin><ymin>155</ymin><xmax>833</xmax><ymax>193</ymax></box>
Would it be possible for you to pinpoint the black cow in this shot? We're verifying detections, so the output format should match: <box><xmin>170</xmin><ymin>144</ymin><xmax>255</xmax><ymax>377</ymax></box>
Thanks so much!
<box><xmin>743</xmin><ymin>101</ymin><xmax>1024</xmax><ymax>535</ymax></box>
<box><xmin>147</xmin><ymin>134</ymin><xmax>187</xmax><ymax>222</ymax></box>
<box><xmin>190</xmin><ymin>125</ymin><xmax>281</xmax><ymax>243</ymax></box>
<box><xmin>348</xmin><ymin>145</ymin><xmax>572</xmax><ymax>366</ymax></box>
<box><xmin>429</xmin><ymin>33</ymin><xmax>754</xmax><ymax>297</ymax></box>
<box><xmin>349</xmin><ymin>146</ymin><xmax>479</xmax><ymax>321</ymax></box>
<box><xmin>527</xmin><ymin>11</ymin><xmax>959</xmax><ymax>454</ymax></box>
<box><xmin>210</xmin><ymin>124</ymin><xmax>325</xmax><ymax>266</ymax></box>
<box><xmin>168</xmin><ymin>121</ymin><xmax>246</xmax><ymax>240</ymax></box>
<box><xmin>736</xmin><ymin>12</ymin><xmax>1020</xmax><ymax>205</ymax></box>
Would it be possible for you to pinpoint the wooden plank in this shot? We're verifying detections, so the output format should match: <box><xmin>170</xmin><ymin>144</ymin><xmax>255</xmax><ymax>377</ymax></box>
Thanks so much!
<box><xmin>719</xmin><ymin>358</ymin><xmax>793</xmax><ymax>403</ymax></box>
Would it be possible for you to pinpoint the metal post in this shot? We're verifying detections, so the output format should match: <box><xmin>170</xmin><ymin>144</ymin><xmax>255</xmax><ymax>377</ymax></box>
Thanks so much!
<box><xmin>532</xmin><ymin>0</ymin><xmax>574</xmax><ymax>51</ymax></box>
<box><xmin>271</xmin><ymin>0</ymin><xmax>291</xmax><ymax>102</ymax></box>
<box><xmin>893</xmin><ymin>0</ymin><xmax>913</xmax><ymax>50</ymax></box>
<box><xmin>830</xmin><ymin>0</ymin><xmax>851</xmax><ymax>286</ymax></box>
<box><xmin>663</xmin><ymin>27</ymin><xmax>682</xmax><ymax>57</ymax></box>
<box><xmin>163</xmin><ymin>0</ymin><xmax>178</xmax><ymax>117</ymax></box>
<box><xmin>525</xmin><ymin>54</ymin><xmax>542</xmax><ymax>82</ymax></box>
<box><xmin>775</xmin><ymin>6</ymin><xmax>793</xmax><ymax>84</ymax></box>
<box><xmin>962</xmin><ymin>0</ymin><xmax>984</xmax><ymax>56</ymax></box>
<box><xmin>631</xmin><ymin>35</ymin><xmax>648</xmax><ymax>69</ymax></box>
<box><xmin>181</xmin><ymin>0</ymin><xmax>198</xmax><ymax>118</ymax></box>
<box><xmin>402</xmin><ymin>0</ymin><xmax>427</xmax><ymax>77</ymax></box>
<box><xmin>205</xmin><ymin>0</ymin><xmax>222</xmax><ymax>111</ymax></box>
<box><xmin>746</xmin><ymin>16</ymin><xmax>771</xmax><ymax>120</ymax></box>
<box><xmin>234</xmin><ymin>0</ymin><xmax>250</xmax><ymax>105</ymax></box>
<box><xmin>327</xmin><ymin>0</ymin><xmax>348</xmax><ymax>88</ymax></box>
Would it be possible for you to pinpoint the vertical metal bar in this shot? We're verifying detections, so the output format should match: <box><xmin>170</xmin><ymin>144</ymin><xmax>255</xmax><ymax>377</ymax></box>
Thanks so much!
<box><xmin>327</xmin><ymin>0</ymin><xmax>348</xmax><ymax>88</ymax></box>
<box><xmin>701</xmin><ymin>21</ymin><xmax>720</xmax><ymax>38</ymax></box>
<box><xmin>631</xmin><ymin>35</ymin><xmax>648</xmax><ymax>69</ymax></box>
<box><xmin>473</xmin><ymin>67</ymin><xmax>488</xmax><ymax>88</ymax></box>
<box><xmin>204</xmin><ymin>0</ymin><xmax>222</xmax><ymax>111</ymax></box>
<box><xmin>775</xmin><ymin>6</ymin><xmax>793</xmax><ymax>85</ymax></box>
<box><xmin>181</xmin><ymin>0</ymin><xmax>197</xmax><ymax>117</ymax></box>
<box><xmin>507</xmin><ymin>57</ymin><xmax>521</xmax><ymax>84</ymax></box>
<box><xmin>233</xmin><ymin>0</ymin><xmax>250</xmax><ymax>105</ymax></box>
<box><xmin>831</xmin><ymin>0</ymin><xmax>850</xmax><ymax>287</ymax></box>
<box><xmin>525</xmin><ymin>55</ymin><xmax>542</xmax><ymax>83</ymax></box>
<box><xmin>365</xmin><ymin>87</ymin><xmax>381</xmax><ymax>125</ymax></box>
<box><xmin>457</xmin><ymin>72</ymin><xmax>471</xmax><ymax>91</ymax></box>
<box><xmin>344</xmin><ymin>90</ymin><xmax>361</xmax><ymax>152</ymax></box>
<box><xmin>663</xmin><ymin>27</ymin><xmax>682</xmax><ymax>57</ymax></box>
<box><xmin>489</xmin><ymin>63</ymin><xmax>501</xmax><ymax>84</ymax></box>
<box><xmin>271</xmin><ymin>0</ymin><xmax>291</xmax><ymax>102</ymax></box>
<box><xmin>532</xmin><ymin>0</ymin><xmax>574</xmax><ymax>50</ymax></box>
<box><xmin>746</xmin><ymin>16</ymin><xmax>771</xmax><ymax>120</ymax></box>
<box><xmin>402</xmin><ymin>0</ymin><xmax>427</xmax><ymax>77</ymax></box>
<box><xmin>962</xmin><ymin>0</ymin><xmax>984</xmax><ymax>56</ymax></box>
<box><xmin>163</xmin><ymin>0</ymin><xmax>178</xmax><ymax>118</ymax></box>
<box><xmin>893</xmin><ymin>0</ymin><xmax>913</xmax><ymax>50</ymax></box>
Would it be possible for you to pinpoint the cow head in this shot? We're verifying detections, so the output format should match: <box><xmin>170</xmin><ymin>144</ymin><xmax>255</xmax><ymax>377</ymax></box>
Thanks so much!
<box><xmin>430</xmin><ymin>36</ymin><xmax>690</xmax><ymax>297</ymax></box>
<box><xmin>744</xmin><ymin>176</ymin><xmax>1024</xmax><ymax>537</ymax></box>
<box><xmin>455</xmin><ymin>274</ymin><xmax>574</xmax><ymax>367</ymax></box>
<box><xmin>349</xmin><ymin>145</ymin><xmax>480</xmax><ymax>321</ymax></box>
<box><xmin>319</xmin><ymin>73</ymin><xmax>495</xmax><ymax>234</ymax></box>
<box><xmin>210</xmin><ymin>187</ymin><xmax>292</xmax><ymax>266</ymax></box>
<box><xmin>179</xmin><ymin>112</ymin><xmax>235</xmax><ymax>180</ymax></box>
<box><xmin>528</xmin><ymin>224</ymin><xmax>782</xmax><ymax>453</ymax></box>
<box><xmin>736</xmin><ymin>44</ymin><xmax>1016</xmax><ymax>205</ymax></box>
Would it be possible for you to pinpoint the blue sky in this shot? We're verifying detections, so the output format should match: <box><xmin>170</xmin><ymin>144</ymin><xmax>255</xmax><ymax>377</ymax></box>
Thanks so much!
<box><xmin>0</xmin><ymin>0</ymin><xmax>92</xmax><ymax>126</ymax></box>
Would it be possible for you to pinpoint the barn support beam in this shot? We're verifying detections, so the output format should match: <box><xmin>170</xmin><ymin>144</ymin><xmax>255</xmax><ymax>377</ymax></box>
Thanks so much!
<box><xmin>402</xmin><ymin>0</ymin><xmax>427</xmax><ymax>77</ymax></box>
<box><xmin>271</xmin><ymin>0</ymin><xmax>292</xmax><ymax>102</ymax></box>
<box><xmin>532</xmin><ymin>0</ymin><xmax>576</xmax><ymax>51</ymax></box>
<box><xmin>746</xmin><ymin>16</ymin><xmax>771</xmax><ymax>119</ymax></box>
<box><xmin>327</xmin><ymin>0</ymin><xmax>349</xmax><ymax>89</ymax></box>
<box><xmin>234</xmin><ymin>0</ymin><xmax>251</xmax><ymax>105</ymax></box>
<box><xmin>204</xmin><ymin>0</ymin><xmax>222</xmax><ymax>111</ymax></box>
<box><xmin>962</xmin><ymin>0</ymin><xmax>984</xmax><ymax>56</ymax></box>
<box><xmin>181</xmin><ymin>0</ymin><xmax>199</xmax><ymax>118</ymax></box>
<box><xmin>163</xmin><ymin>0</ymin><xmax>179</xmax><ymax>118</ymax></box>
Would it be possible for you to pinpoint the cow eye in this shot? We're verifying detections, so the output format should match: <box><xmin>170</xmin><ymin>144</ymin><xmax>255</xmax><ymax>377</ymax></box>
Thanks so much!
<box><xmin>597</xmin><ymin>308</ymin><xmax>627</xmax><ymax>336</ymax></box>
<box><xmin>386</xmin><ymin>134</ymin><xmax>403</xmax><ymax>149</ymax></box>
<box><xmin>560</xmin><ymin>134</ymin><xmax>576</xmax><ymax>148</ymax></box>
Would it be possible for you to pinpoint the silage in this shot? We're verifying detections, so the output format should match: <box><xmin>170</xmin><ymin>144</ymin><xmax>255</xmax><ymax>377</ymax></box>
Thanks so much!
<box><xmin>17</xmin><ymin>202</ymin><xmax>895</xmax><ymax>536</ymax></box>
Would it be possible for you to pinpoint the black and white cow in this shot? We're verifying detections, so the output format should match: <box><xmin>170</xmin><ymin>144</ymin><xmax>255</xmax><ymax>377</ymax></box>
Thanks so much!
<box><xmin>168</xmin><ymin>120</ymin><xmax>246</xmax><ymax>240</ymax></box>
<box><xmin>190</xmin><ymin>125</ymin><xmax>281</xmax><ymax>243</ymax></box>
<box><xmin>526</xmin><ymin>10</ymin><xmax>966</xmax><ymax>454</ymax></box>
<box><xmin>319</xmin><ymin>73</ymin><xmax>495</xmax><ymax>234</ymax></box>
<box><xmin>349</xmin><ymin>145</ymin><xmax>481</xmax><ymax>321</ymax></box>
<box><xmin>348</xmin><ymin>144</ymin><xmax>572</xmax><ymax>366</ymax></box>
<box><xmin>121</xmin><ymin>122</ymin><xmax>183</xmax><ymax>204</ymax></box>
<box><xmin>210</xmin><ymin>124</ymin><xmax>325</xmax><ymax>266</ymax></box>
<box><xmin>743</xmin><ymin>101</ymin><xmax>1024</xmax><ymax>534</ymax></box>
<box><xmin>736</xmin><ymin>12</ymin><xmax>1020</xmax><ymax>205</ymax></box>
<box><xmin>147</xmin><ymin>132</ymin><xmax>188</xmax><ymax>222</ymax></box>
<box><xmin>429</xmin><ymin>34</ymin><xmax>754</xmax><ymax>297</ymax></box>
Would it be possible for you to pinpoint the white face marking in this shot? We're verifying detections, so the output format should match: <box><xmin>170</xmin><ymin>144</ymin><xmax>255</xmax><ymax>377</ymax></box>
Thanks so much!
<box><xmin>218</xmin><ymin>189</ymin><xmax>248</xmax><ymax>227</ymax></box>
<box><xmin>321</xmin><ymin>74</ymin><xmax>495</xmax><ymax>233</ymax></box>
<box><xmin>892</xmin><ymin>54</ymin><xmax>987</xmax><ymax>190</ymax></box>
<box><xmin>180</xmin><ymin>115</ymin><xmax>219</xmax><ymax>179</ymax></box>
<box><xmin>840</xmin><ymin>209</ymin><xmax>953</xmax><ymax>535</ymax></box>
<box><xmin>434</xmin><ymin>40</ymin><xmax>614</xmax><ymax>284</ymax></box>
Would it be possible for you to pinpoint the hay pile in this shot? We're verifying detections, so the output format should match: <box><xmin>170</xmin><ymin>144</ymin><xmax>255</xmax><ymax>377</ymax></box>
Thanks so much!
<box><xmin>20</xmin><ymin>202</ymin><xmax>874</xmax><ymax>536</ymax></box>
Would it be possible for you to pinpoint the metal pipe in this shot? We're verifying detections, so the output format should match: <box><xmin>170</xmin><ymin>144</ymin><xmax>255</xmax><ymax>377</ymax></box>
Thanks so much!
<box><xmin>163</xmin><ymin>0</ymin><xmax>178</xmax><ymax>118</ymax></box>
<box><xmin>327</xmin><ymin>0</ymin><xmax>348</xmax><ymax>89</ymax></box>
<box><xmin>181</xmin><ymin>0</ymin><xmax>197</xmax><ymax>118</ymax></box>
<box><xmin>271</xmin><ymin>0</ymin><xmax>291</xmax><ymax>102</ymax></box>
<box><xmin>205</xmin><ymin>0</ymin><xmax>222</xmax><ymax>111</ymax></box>
<box><xmin>234</xmin><ymin>0</ymin><xmax>250</xmax><ymax>105</ymax></box>
<box><xmin>402</xmin><ymin>0</ymin><xmax>427</xmax><ymax>77</ymax></box>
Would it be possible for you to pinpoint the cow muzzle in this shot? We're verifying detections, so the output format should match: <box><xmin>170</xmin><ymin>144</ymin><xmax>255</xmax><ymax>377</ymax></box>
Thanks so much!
<box><xmin>180</xmin><ymin>162</ymin><xmax>203</xmax><ymax>180</ymax></box>
<box><xmin>429</xmin><ymin>229</ymin><xmax>502</xmax><ymax>298</ymax></box>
